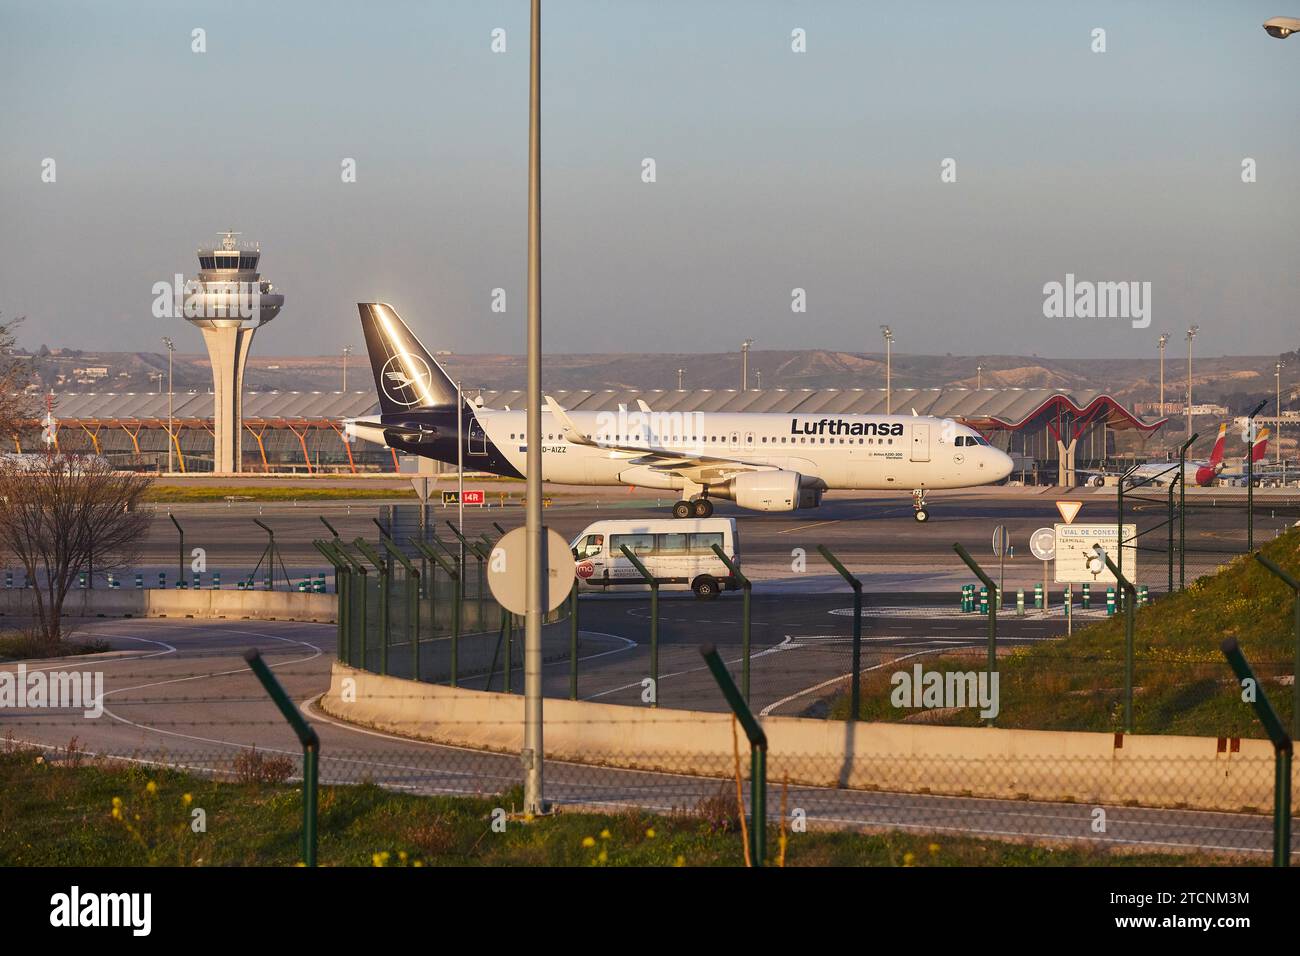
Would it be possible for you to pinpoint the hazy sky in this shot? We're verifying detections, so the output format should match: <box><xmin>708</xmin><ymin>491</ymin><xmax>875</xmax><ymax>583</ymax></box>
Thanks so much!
<box><xmin>2</xmin><ymin>0</ymin><xmax>1298</xmax><ymax>359</ymax></box>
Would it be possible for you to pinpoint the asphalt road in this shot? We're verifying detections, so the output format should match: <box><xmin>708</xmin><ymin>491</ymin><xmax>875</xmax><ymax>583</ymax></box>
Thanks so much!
<box><xmin>0</xmin><ymin>613</ymin><xmax>1283</xmax><ymax>861</ymax></box>
<box><xmin>127</xmin><ymin>485</ymin><xmax>1300</xmax><ymax>592</ymax></box>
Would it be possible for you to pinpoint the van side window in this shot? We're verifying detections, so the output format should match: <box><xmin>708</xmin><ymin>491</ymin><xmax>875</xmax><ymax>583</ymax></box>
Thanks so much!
<box><xmin>611</xmin><ymin>533</ymin><xmax>654</xmax><ymax>556</ymax></box>
<box><xmin>576</xmin><ymin>534</ymin><xmax>603</xmax><ymax>558</ymax></box>
<box><xmin>657</xmin><ymin>533</ymin><xmax>688</xmax><ymax>553</ymax></box>
<box><xmin>689</xmin><ymin>532</ymin><xmax>724</xmax><ymax>552</ymax></box>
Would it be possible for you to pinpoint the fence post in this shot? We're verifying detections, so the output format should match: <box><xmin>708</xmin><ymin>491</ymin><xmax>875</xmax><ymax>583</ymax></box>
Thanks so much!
<box><xmin>243</xmin><ymin>649</ymin><xmax>319</xmax><ymax>866</ymax></box>
<box><xmin>412</xmin><ymin>538</ymin><xmax>461</xmax><ymax>685</ymax></box>
<box><xmin>313</xmin><ymin>540</ymin><xmax>350</xmax><ymax>663</ymax></box>
<box><xmin>620</xmin><ymin>544</ymin><xmax>660</xmax><ymax>708</ymax></box>
<box><xmin>711</xmin><ymin>544</ymin><xmax>752</xmax><ymax>703</ymax></box>
<box><xmin>1220</xmin><ymin>638</ymin><xmax>1291</xmax><ymax>867</ymax></box>
<box><xmin>700</xmin><ymin>644</ymin><xmax>767</xmax><ymax>867</ymax></box>
<box><xmin>953</xmin><ymin>543</ymin><xmax>998</xmax><ymax>726</ymax></box>
<box><xmin>332</xmin><ymin>542</ymin><xmax>369</xmax><ymax>670</ymax></box>
<box><xmin>168</xmin><ymin>513</ymin><xmax>185</xmax><ymax>587</ymax></box>
<box><xmin>383</xmin><ymin>537</ymin><xmax>421</xmax><ymax>682</ymax></box>
<box><xmin>817</xmin><ymin>546</ymin><xmax>862</xmax><ymax>720</ymax></box>
<box><xmin>1096</xmin><ymin>546</ymin><xmax>1137</xmax><ymax>734</ymax></box>
<box><xmin>353</xmin><ymin>539</ymin><xmax>391</xmax><ymax>675</ymax></box>
<box><xmin>569</xmin><ymin>580</ymin><xmax>579</xmax><ymax>701</ymax></box>
<box><xmin>1254</xmin><ymin>552</ymin><xmax>1300</xmax><ymax>742</ymax></box>
<box><xmin>1246</xmin><ymin>400</ymin><xmax>1267</xmax><ymax>552</ymax></box>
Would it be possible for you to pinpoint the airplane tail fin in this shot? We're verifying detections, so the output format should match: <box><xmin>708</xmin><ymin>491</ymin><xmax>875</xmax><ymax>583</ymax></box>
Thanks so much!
<box><xmin>1251</xmin><ymin>427</ymin><xmax>1270</xmax><ymax>463</ymax></box>
<box><xmin>357</xmin><ymin>303</ymin><xmax>460</xmax><ymax>414</ymax></box>
<box><xmin>1207</xmin><ymin>423</ymin><xmax>1228</xmax><ymax>468</ymax></box>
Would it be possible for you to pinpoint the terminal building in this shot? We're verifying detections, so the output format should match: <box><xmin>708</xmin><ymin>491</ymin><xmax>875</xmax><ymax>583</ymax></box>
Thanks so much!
<box><xmin>22</xmin><ymin>385</ymin><xmax>1164</xmax><ymax>484</ymax></box>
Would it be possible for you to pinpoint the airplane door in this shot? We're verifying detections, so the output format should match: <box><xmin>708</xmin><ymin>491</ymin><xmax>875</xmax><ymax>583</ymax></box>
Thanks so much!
<box><xmin>743</xmin><ymin>431</ymin><xmax>755</xmax><ymax>450</ymax></box>
<box><xmin>729</xmin><ymin>431</ymin><xmax>740</xmax><ymax>451</ymax></box>
<box><xmin>910</xmin><ymin>424</ymin><xmax>931</xmax><ymax>462</ymax></box>
<box><xmin>469</xmin><ymin>421</ymin><xmax>488</xmax><ymax>455</ymax></box>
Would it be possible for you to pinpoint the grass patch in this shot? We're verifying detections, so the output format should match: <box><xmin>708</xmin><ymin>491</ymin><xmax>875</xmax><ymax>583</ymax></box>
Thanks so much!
<box><xmin>0</xmin><ymin>631</ymin><xmax>110</xmax><ymax>661</ymax></box>
<box><xmin>0</xmin><ymin>744</ymin><xmax>1235</xmax><ymax>867</ymax></box>
<box><xmin>144</xmin><ymin>485</ymin><xmax>417</xmax><ymax>503</ymax></box>
<box><xmin>827</xmin><ymin>527</ymin><xmax>1300</xmax><ymax>738</ymax></box>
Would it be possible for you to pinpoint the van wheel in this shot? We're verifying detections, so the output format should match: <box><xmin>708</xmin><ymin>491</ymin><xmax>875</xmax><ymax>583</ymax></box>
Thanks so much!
<box><xmin>692</xmin><ymin>575</ymin><xmax>719</xmax><ymax>599</ymax></box>
<box><xmin>672</xmin><ymin>500</ymin><xmax>693</xmax><ymax>519</ymax></box>
<box><xmin>692</xmin><ymin>498</ymin><xmax>714</xmax><ymax>518</ymax></box>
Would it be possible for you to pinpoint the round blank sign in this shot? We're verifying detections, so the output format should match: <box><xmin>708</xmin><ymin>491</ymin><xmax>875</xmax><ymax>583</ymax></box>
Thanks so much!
<box><xmin>1029</xmin><ymin>527</ymin><xmax>1056</xmax><ymax>562</ymax></box>
<box><xmin>487</xmin><ymin>527</ymin><xmax>575</xmax><ymax>615</ymax></box>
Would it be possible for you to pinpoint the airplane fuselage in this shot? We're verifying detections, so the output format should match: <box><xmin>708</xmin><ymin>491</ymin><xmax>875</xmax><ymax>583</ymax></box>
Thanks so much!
<box><xmin>348</xmin><ymin>406</ymin><xmax>1014</xmax><ymax>493</ymax></box>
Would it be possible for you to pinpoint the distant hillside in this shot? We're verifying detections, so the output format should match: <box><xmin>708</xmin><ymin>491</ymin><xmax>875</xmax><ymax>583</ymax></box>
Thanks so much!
<box><xmin>20</xmin><ymin>347</ymin><xmax>1296</xmax><ymax>419</ymax></box>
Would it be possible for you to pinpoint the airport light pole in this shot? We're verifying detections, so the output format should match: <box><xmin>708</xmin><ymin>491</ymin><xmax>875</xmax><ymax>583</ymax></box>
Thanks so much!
<box><xmin>1158</xmin><ymin>331</ymin><xmax>1169</xmax><ymax>417</ymax></box>
<box><xmin>342</xmin><ymin>345</ymin><xmax>353</xmax><ymax>392</ymax></box>
<box><xmin>1277</xmin><ymin>361</ymin><xmax>1286</xmax><ymax>466</ymax></box>
<box><xmin>1185</xmin><ymin>325</ymin><xmax>1199</xmax><ymax>441</ymax></box>
<box><xmin>1247</xmin><ymin>398</ymin><xmax>1267</xmax><ymax>552</ymax></box>
<box><xmin>161</xmin><ymin>336</ymin><xmax>174</xmax><ymax>474</ymax></box>
<box><xmin>741</xmin><ymin>339</ymin><xmax>753</xmax><ymax>392</ymax></box>
<box><xmin>677</xmin><ymin>368</ymin><xmax>684</xmax><ymax>390</ymax></box>
<box><xmin>976</xmin><ymin>362</ymin><xmax>983</xmax><ymax>391</ymax></box>
<box><xmin>523</xmin><ymin>0</ymin><xmax>545</xmax><ymax>816</ymax></box>
<box><xmin>881</xmin><ymin>325</ymin><xmax>893</xmax><ymax>414</ymax></box>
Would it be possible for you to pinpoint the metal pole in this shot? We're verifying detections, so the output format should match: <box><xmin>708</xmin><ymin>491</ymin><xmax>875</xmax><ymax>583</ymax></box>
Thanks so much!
<box><xmin>710</xmin><ymin>544</ymin><xmax>753</xmax><ymax>703</ymax></box>
<box><xmin>1167</xmin><ymin>474</ymin><xmax>1176</xmax><ymax>593</ymax></box>
<box><xmin>1254</xmin><ymin>553</ymin><xmax>1300</xmax><ymax>742</ymax></box>
<box><xmin>1220</xmin><ymin>638</ymin><xmax>1291</xmax><ymax>867</ymax></box>
<box><xmin>243</xmin><ymin>649</ymin><xmax>319</xmax><ymax>866</ymax></box>
<box><xmin>1097</xmin><ymin>547</ymin><xmax>1136</xmax><ymax>733</ymax></box>
<box><xmin>1178</xmin><ymin>434</ymin><xmax>1197</xmax><ymax>589</ymax></box>
<box><xmin>699</xmin><ymin>644</ymin><xmax>768</xmax><ymax>867</ymax></box>
<box><xmin>522</xmin><ymin>0</ymin><xmax>545</xmax><ymax>815</ymax></box>
<box><xmin>169</xmin><ymin>513</ymin><xmax>183</xmax><ymax>585</ymax></box>
<box><xmin>456</xmin><ymin>379</ymin><xmax>464</xmax><ymax>569</ymax></box>
<box><xmin>817</xmin><ymin>546</ymin><xmax>862</xmax><ymax>720</ymax></box>
<box><xmin>1247</xmin><ymin>399</ymin><xmax>1267</xmax><ymax>552</ymax></box>
<box><xmin>167</xmin><ymin>341</ymin><xmax>174</xmax><ymax>474</ymax></box>
<box><xmin>569</xmin><ymin>580</ymin><xmax>578</xmax><ymax>700</ymax></box>
<box><xmin>953</xmin><ymin>543</ymin><xmax>998</xmax><ymax>725</ymax></box>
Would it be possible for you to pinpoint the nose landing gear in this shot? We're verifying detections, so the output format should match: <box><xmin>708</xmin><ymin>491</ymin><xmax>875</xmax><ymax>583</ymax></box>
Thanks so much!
<box><xmin>912</xmin><ymin>489</ymin><xmax>930</xmax><ymax>522</ymax></box>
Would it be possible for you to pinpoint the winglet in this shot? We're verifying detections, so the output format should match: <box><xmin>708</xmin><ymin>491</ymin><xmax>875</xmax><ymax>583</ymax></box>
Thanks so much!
<box><xmin>544</xmin><ymin>395</ymin><xmax>597</xmax><ymax>446</ymax></box>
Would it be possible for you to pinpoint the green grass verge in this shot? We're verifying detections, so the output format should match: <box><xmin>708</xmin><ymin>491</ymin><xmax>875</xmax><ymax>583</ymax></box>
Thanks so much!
<box><xmin>828</xmin><ymin>527</ymin><xmax>1300</xmax><ymax>737</ymax></box>
<box><xmin>144</xmin><ymin>485</ymin><xmax>416</xmax><ymax>503</ymax></box>
<box><xmin>0</xmin><ymin>632</ymin><xmax>110</xmax><ymax>661</ymax></box>
<box><xmin>0</xmin><ymin>748</ymin><xmax>1226</xmax><ymax>866</ymax></box>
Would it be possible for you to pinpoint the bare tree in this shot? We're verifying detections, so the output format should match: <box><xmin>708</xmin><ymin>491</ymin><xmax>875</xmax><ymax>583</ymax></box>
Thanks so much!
<box><xmin>0</xmin><ymin>456</ymin><xmax>152</xmax><ymax>645</ymax></box>
<box><xmin>0</xmin><ymin>314</ymin><xmax>34</xmax><ymax>441</ymax></box>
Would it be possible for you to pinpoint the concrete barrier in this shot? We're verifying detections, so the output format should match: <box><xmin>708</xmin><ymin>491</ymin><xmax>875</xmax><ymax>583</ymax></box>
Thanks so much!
<box><xmin>0</xmin><ymin>588</ymin><xmax>336</xmax><ymax>623</ymax></box>
<box><xmin>319</xmin><ymin>663</ymin><xmax>1287</xmax><ymax>814</ymax></box>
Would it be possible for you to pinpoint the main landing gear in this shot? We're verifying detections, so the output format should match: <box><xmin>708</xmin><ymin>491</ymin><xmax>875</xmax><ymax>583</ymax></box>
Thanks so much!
<box><xmin>912</xmin><ymin>489</ymin><xmax>930</xmax><ymax>522</ymax></box>
<box><xmin>672</xmin><ymin>497</ymin><xmax>714</xmax><ymax>519</ymax></box>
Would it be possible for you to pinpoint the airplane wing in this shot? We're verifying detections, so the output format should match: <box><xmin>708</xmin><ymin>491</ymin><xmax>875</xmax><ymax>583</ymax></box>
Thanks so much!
<box><xmin>543</xmin><ymin>394</ymin><xmax>780</xmax><ymax>483</ymax></box>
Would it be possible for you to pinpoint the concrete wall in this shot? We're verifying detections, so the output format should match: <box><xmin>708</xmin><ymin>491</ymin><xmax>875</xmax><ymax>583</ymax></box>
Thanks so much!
<box><xmin>320</xmin><ymin>663</ymin><xmax>1286</xmax><ymax>813</ymax></box>
<box><xmin>0</xmin><ymin>587</ymin><xmax>336</xmax><ymax>623</ymax></box>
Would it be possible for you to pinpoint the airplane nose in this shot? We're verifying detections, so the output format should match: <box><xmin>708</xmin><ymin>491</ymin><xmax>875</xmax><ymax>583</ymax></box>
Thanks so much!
<box><xmin>995</xmin><ymin>450</ymin><xmax>1014</xmax><ymax>480</ymax></box>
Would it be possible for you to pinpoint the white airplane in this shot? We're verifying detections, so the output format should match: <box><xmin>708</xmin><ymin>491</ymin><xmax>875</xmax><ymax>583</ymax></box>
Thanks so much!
<box><xmin>344</xmin><ymin>303</ymin><xmax>1014</xmax><ymax>520</ymax></box>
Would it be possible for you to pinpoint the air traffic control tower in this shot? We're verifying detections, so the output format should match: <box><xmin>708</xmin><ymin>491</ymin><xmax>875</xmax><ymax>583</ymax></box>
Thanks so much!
<box><xmin>183</xmin><ymin>231</ymin><xmax>284</xmax><ymax>472</ymax></box>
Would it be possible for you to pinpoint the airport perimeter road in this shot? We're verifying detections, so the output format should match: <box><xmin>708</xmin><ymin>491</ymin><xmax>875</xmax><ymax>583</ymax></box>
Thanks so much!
<box><xmin>132</xmin><ymin>485</ymin><xmax>1299</xmax><ymax>591</ymax></box>
<box><xmin>500</xmin><ymin>592</ymin><xmax>1075</xmax><ymax>716</ymax></box>
<box><xmin>0</xmin><ymin>617</ymin><xmax>1280</xmax><ymax>860</ymax></box>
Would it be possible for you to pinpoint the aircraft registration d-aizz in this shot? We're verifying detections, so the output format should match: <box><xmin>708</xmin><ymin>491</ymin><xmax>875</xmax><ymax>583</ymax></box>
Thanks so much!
<box><xmin>344</xmin><ymin>304</ymin><xmax>1015</xmax><ymax>520</ymax></box>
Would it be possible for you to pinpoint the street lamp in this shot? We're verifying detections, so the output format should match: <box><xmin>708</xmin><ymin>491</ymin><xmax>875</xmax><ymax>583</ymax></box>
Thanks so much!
<box><xmin>1185</xmin><ymin>325</ymin><xmax>1199</xmax><ymax>441</ymax></box>
<box><xmin>1157</xmin><ymin>331</ymin><xmax>1169</xmax><ymax>417</ymax></box>
<box><xmin>161</xmin><ymin>336</ymin><xmax>175</xmax><ymax>474</ymax></box>
<box><xmin>1264</xmin><ymin>15</ymin><xmax>1300</xmax><ymax>37</ymax></box>
<box><xmin>741</xmin><ymin>339</ymin><xmax>753</xmax><ymax>392</ymax></box>
<box><xmin>1277</xmin><ymin>361</ymin><xmax>1287</xmax><ymax>466</ymax></box>
<box><xmin>881</xmin><ymin>325</ymin><xmax>894</xmax><ymax>414</ymax></box>
<box><xmin>342</xmin><ymin>345</ymin><xmax>353</xmax><ymax>392</ymax></box>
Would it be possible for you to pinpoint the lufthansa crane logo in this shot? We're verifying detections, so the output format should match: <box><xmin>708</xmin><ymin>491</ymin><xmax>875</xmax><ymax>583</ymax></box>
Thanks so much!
<box><xmin>380</xmin><ymin>353</ymin><xmax>433</xmax><ymax>407</ymax></box>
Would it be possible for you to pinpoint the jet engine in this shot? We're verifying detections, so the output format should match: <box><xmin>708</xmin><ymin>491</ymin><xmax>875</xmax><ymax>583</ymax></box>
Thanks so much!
<box><xmin>716</xmin><ymin>471</ymin><xmax>821</xmax><ymax>512</ymax></box>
